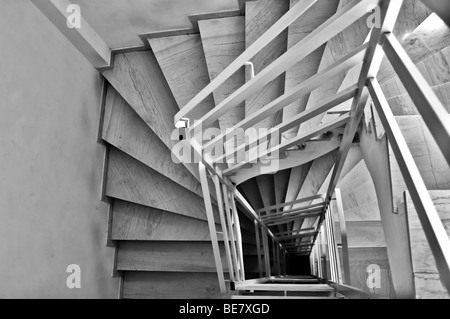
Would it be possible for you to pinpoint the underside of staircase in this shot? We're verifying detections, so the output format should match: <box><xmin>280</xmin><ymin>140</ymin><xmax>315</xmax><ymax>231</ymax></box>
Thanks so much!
<box><xmin>94</xmin><ymin>0</ymin><xmax>450</xmax><ymax>299</ymax></box>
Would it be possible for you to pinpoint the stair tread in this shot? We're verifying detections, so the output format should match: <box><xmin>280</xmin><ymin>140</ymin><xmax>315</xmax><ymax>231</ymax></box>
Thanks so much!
<box><xmin>123</xmin><ymin>272</ymin><xmax>229</xmax><ymax>299</ymax></box>
<box><xmin>297</xmin><ymin>0</ymin><xmax>370</xmax><ymax>137</ymax></box>
<box><xmin>199</xmin><ymin>16</ymin><xmax>246</xmax><ymax>132</ymax></box>
<box><xmin>244</xmin><ymin>0</ymin><xmax>288</xmax><ymax>142</ymax></box>
<box><xmin>386</xmin><ymin>82</ymin><xmax>450</xmax><ymax>115</ymax></box>
<box><xmin>378</xmin><ymin>12</ymin><xmax>450</xmax><ymax>84</ymax></box>
<box><xmin>292</xmin><ymin>151</ymin><xmax>336</xmax><ymax>231</ymax></box>
<box><xmin>111</xmin><ymin>200</ymin><xmax>219</xmax><ymax>242</ymax></box>
<box><xmin>102</xmin><ymin>84</ymin><xmax>203</xmax><ymax>197</ymax></box>
<box><xmin>390</xmin><ymin>116</ymin><xmax>450</xmax><ymax>197</ymax></box>
<box><xmin>406</xmin><ymin>191</ymin><xmax>450</xmax><ymax>275</ymax></box>
<box><xmin>101</xmin><ymin>51</ymin><xmax>201</xmax><ymax>182</ymax></box>
<box><xmin>232</xmin><ymin>295</ymin><xmax>342</xmax><ymax>299</ymax></box>
<box><xmin>117</xmin><ymin>241</ymin><xmax>229</xmax><ymax>272</ymax></box>
<box><xmin>106</xmin><ymin>147</ymin><xmax>216</xmax><ymax>222</ymax></box>
<box><xmin>149</xmin><ymin>34</ymin><xmax>218</xmax><ymax>127</ymax></box>
<box><xmin>282</xmin><ymin>0</ymin><xmax>338</xmax><ymax>141</ymax></box>
<box><xmin>236</xmin><ymin>283</ymin><xmax>333</xmax><ymax>292</ymax></box>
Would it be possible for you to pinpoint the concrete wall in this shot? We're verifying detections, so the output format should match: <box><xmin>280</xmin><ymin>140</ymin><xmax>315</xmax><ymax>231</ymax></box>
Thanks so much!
<box><xmin>0</xmin><ymin>0</ymin><xmax>118</xmax><ymax>298</ymax></box>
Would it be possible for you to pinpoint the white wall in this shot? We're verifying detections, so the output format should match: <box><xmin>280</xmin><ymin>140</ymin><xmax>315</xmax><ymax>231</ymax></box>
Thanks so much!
<box><xmin>0</xmin><ymin>0</ymin><xmax>118</xmax><ymax>298</ymax></box>
<box><xmin>75</xmin><ymin>0</ymin><xmax>239</xmax><ymax>48</ymax></box>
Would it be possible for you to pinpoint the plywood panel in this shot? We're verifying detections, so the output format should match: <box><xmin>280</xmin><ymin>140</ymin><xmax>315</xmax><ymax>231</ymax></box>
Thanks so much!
<box><xmin>123</xmin><ymin>272</ymin><xmax>228</xmax><ymax>299</ymax></box>
<box><xmin>102</xmin><ymin>85</ymin><xmax>202</xmax><ymax>197</ymax></box>
<box><xmin>106</xmin><ymin>147</ymin><xmax>214</xmax><ymax>221</ymax></box>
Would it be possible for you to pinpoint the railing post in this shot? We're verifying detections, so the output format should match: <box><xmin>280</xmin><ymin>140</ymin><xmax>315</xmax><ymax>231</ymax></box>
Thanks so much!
<box><xmin>198</xmin><ymin>163</ymin><xmax>226</xmax><ymax>293</ymax></box>
<box><xmin>222</xmin><ymin>184</ymin><xmax>240</xmax><ymax>282</ymax></box>
<box><xmin>230</xmin><ymin>191</ymin><xmax>246</xmax><ymax>281</ymax></box>
<box><xmin>212</xmin><ymin>175</ymin><xmax>234</xmax><ymax>282</ymax></box>
<box><xmin>254</xmin><ymin>220</ymin><xmax>263</xmax><ymax>278</ymax></box>
<box><xmin>262</xmin><ymin>227</ymin><xmax>271</xmax><ymax>277</ymax></box>
<box><xmin>272</xmin><ymin>239</ymin><xmax>277</xmax><ymax>276</ymax></box>
<box><xmin>329</xmin><ymin>203</ymin><xmax>343</xmax><ymax>284</ymax></box>
<box><xmin>325</xmin><ymin>205</ymin><xmax>341</xmax><ymax>283</ymax></box>
<box><xmin>335</xmin><ymin>188</ymin><xmax>351</xmax><ymax>285</ymax></box>
<box><xmin>276</xmin><ymin>244</ymin><xmax>281</xmax><ymax>276</ymax></box>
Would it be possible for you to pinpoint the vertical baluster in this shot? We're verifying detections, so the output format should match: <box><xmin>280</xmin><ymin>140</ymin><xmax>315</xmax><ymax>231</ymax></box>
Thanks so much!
<box><xmin>222</xmin><ymin>185</ymin><xmax>240</xmax><ymax>282</ymax></box>
<box><xmin>212</xmin><ymin>175</ymin><xmax>234</xmax><ymax>282</ymax></box>
<box><xmin>198</xmin><ymin>163</ymin><xmax>226</xmax><ymax>293</ymax></box>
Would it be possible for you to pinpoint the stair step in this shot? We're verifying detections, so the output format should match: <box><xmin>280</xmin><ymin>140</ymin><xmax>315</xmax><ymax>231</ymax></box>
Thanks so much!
<box><xmin>111</xmin><ymin>200</ymin><xmax>220</xmax><ymax>241</ymax></box>
<box><xmin>292</xmin><ymin>151</ymin><xmax>336</xmax><ymax>231</ymax></box>
<box><xmin>387</xmin><ymin>82</ymin><xmax>450</xmax><ymax>116</ymax></box>
<box><xmin>393</xmin><ymin>0</ymin><xmax>432</xmax><ymax>40</ymax></box>
<box><xmin>199</xmin><ymin>16</ymin><xmax>246</xmax><ymax>132</ymax></box>
<box><xmin>282</xmin><ymin>0</ymin><xmax>338</xmax><ymax>141</ymax></box>
<box><xmin>236</xmin><ymin>283</ymin><xmax>333</xmax><ymax>292</ymax></box>
<box><xmin>106</xmin><ymin>147</ymin><xmax>216</xmax><ymax>222</ymax></box>
<box><xmin>378</xmin><ymin>12</ymin><xmax>450</xmax><ymax>85</ymax></box>
<box><xmin>149</xmin><ymin>34</ymin><xmax>218</xmax><ymax>126</ymax></box>
<box><xmin>390</xmin><ymin>117</ymin><xmax>450</xmax><ymax>203</ymax></box>
<box><xmin>117</xmin><ymin>241</ymin><xmax>229</xmax><ymax>272</ymax></box>
<box><xmin>244</xmin><ymin>0</ymin><xmax>288</xmax><ymax>147</ymax></box>
<box><xmin>297</xmin><ymin>0</ymin><xmax>369</xmax><ymax>137</ymax></box>
<box><xmin>102</xmin><ymin>84</ymin><xmax>202</xmax><ymax>197</ymax></box>
<box><xmin>381</xmin><ymin>45</ymin><xmax>450</xmax><ymax>99</ymax></box>
<box><xmin>232</xmin><ymin>295</ymin><xmax>343</xmax><ymax>299</ymax></box>
<box><xmin>406</xmin><ymin>190</ymin><xmax>450</xmax><ymax>299</ymax></box>
<box><xmin>122</xmin><ymin>272</ymin><xmax>229</xmax><ymax>299</ymax></box>
<box><xmin>101</xmin><ymin>51</ymin><xmax>200</xmax><ymax>182</ymax></box>
<box><xmin>112</xmin><ymin>198</ymin><xmax>256</xmax><ymax>244</ymax></box>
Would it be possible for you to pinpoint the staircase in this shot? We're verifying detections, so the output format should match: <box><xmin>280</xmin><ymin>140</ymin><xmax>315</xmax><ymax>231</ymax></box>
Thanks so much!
<box><xmin>97</xmin><ymin>0</ymin><xmax>450</xmax><ymax>299</ymax></box>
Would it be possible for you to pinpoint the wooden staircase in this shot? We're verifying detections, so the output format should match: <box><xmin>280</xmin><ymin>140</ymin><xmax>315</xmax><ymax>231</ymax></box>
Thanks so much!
<box><xmin>96</xmin><ymin>0</ymin><xmax>450</xmax><ymax>299</ymax></box>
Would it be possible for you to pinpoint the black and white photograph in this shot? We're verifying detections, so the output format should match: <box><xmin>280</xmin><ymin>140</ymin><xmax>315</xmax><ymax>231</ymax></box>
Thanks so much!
<box><xmin>1</xmin><ymin>0</ymin><xmax>450</xmax><ymax>303</ymax></box>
